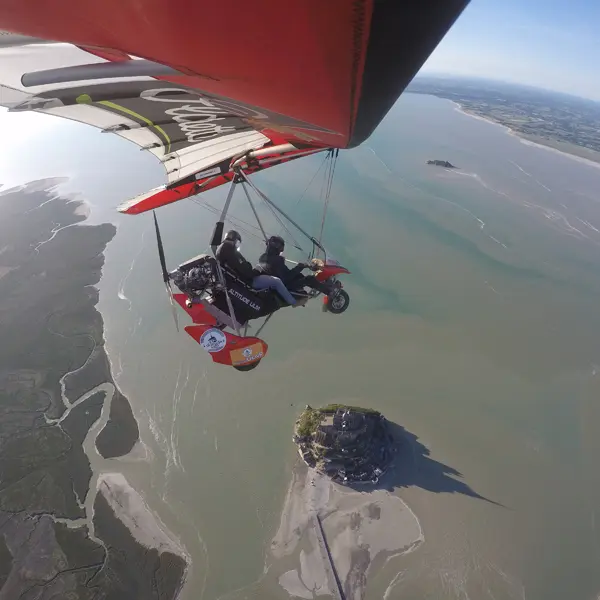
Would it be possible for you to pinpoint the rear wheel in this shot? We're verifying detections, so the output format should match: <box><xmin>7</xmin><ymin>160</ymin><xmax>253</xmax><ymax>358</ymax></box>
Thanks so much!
<box><xmin>326</xmin><ymin>289</ymin><xmax>349</xmax><ymax>314</ymax></box>
<box><xmin>233</xmin><ymin>359</ymin><xmax>261</xmax><ymax>372</ymax></box>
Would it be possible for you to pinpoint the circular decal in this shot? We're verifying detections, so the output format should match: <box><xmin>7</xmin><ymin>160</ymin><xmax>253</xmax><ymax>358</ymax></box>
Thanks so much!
<box><xmin>199</xmin><ymin>328</ymin><xmax>227</xmax><ymax>353</ymax></box>
<box><xmin>242</xmin><ymin>347</ymin><xmax>253</xmax><ymax>358</ymax></box>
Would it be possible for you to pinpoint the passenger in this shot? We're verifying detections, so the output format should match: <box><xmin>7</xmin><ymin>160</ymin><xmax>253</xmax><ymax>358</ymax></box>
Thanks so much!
<box><xmin>255</xmin><ymin>235</ymin><xmax>334</xmax><ymax>297</ymax></box>
<box><xmin>216</xmin><ymin>230</ymin><xmax>298</xmax><ymax>306</ymax></box>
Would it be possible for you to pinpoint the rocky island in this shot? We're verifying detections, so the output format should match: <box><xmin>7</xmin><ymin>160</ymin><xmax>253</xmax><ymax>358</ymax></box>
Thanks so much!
<box><xmin>293</xmin><ymin>404</ymin><xmax>394</xmax><ymax>484</ymax></box>
<box><xmin>427</xmin><ymin>159</ymin><xmax>457</xmax><ymax>168</ymax></box>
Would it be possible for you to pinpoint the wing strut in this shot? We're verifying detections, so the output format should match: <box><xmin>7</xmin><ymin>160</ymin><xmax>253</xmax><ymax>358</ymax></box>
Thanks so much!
<box><xmin>209</xmin><ymin>178</ymin><xmax>242</xmax><ymax>337</ymax></box>
<box><xmin>241</xmin><ymin>182</ymin><xmax>268</xmax><ymax>243</ymax></box>
<box><xmin>210</xmin><ymin>177</ymin><xmax>238</xmax><ymax>251</ymax></box>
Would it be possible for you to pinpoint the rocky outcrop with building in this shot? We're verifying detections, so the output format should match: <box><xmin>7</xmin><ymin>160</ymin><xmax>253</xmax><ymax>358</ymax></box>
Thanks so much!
<box><xmin>293</xmin><ymin>404</ymin><xmax>394</xmax><ymax>485</ymax></box>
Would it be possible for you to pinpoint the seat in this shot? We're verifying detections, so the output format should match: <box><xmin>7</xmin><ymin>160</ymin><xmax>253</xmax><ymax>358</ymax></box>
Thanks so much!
<box><xmin>220</xmin><ymin>264</ymin><xmax>291</xmax><ymax>311</ymax></box>
<box><xmin>219</xmin><ymin>264</ymin><xmax>271</xmax><ymax>299</ymax></box>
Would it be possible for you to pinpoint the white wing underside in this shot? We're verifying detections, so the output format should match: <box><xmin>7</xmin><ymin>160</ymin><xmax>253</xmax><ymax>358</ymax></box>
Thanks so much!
<box><xmin>0</xmin><ymin>42</ymin><xmax>271</xmax><ymax>185</ymax></box>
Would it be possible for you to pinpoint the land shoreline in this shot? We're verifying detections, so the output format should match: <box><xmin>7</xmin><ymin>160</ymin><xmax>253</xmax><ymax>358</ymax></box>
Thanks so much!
<box><xmin>0</xmin><ymin>180</ymin><xmax>188</xmax><ymax>599</ymax></box>
<box><xmin>268</xmin><ymin>416</ymin><xmax>423</xmax><ymax>599</ymax></box>
<box><xmin>450</xmin><ymin>100</ymin><xmax>600</xmax><ymax>171</ymax></box>
<box><xmin>270</xmin><ymin>458</ymin><xmax>423</xmax><ymax>600</ymax></box>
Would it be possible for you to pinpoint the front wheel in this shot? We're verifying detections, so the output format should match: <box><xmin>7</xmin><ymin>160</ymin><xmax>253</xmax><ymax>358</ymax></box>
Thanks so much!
<box><xmin>326</xmin><ymin>289</ymin><xmax>350</xmax><ymax>314</ymax></box>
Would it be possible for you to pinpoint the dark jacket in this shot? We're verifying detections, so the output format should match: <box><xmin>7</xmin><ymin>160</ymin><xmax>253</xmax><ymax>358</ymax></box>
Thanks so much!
<box><xmin>216</xmin><ymin>240</ymin><xmax>257</xmax><ymax>281</ymax></box>
<box><xmin>255</xmin><ymin>251</ymin><xmax>304</xmax><ymax>283</ymax></box>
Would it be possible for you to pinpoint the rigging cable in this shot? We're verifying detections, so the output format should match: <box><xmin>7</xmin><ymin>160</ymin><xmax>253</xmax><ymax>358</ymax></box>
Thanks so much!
<box><xmin>262</xmin><ymin>197</ymin><xmax>303</xmax><ymax>250</ymax></box>
<box><xmin>193</xmin><ymin>199</ymin><xmax>262</xmax><ymax>238</ymax></box>
<box><xmin>241</xmin><ymin>181</ymin><xmax>268</xmax><ymax>242</ymax></box>
<box><xmin>291</xmin><ymin>150</ymin><xmax>331</xmax><ymax>210</ymax></box>
<box><xmin>316</xmin><ymin>150</ymin><xmax>332</xmax><ymax>226</ymax></box>
<box><xmin>276</xmin><ymin>149</ymin><xmax>331</xmax><ymax>242</ymax></box>
<box><xmin>241</xmin><ymin>177</ymin><xmax>304</xmax><ymax>250</ymax></box>
<box><xmin>192</xmin><ymin>183</ymin><xmax>303</xmax><ymax>250</ymax></box>
<box><xmin>318</xmin><ymin>148</ymin><xmax>339</xmax><ymax>245</ymax></box>
<box><xmin>191</xmin><ymin>198</ymin><xmax>266</xmax><ymax>242</ymax></box>
<box><xmin>238</xmin><ymin>169</ymin><xmax>316</xmax><ymax>253</ymax></box>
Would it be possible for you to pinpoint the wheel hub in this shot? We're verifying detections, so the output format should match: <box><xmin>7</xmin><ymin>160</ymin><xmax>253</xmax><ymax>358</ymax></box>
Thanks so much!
<box><xmin>330</xmin><ymin>294</ymin><xmax>346</xmax><ymax>310</ymax></box>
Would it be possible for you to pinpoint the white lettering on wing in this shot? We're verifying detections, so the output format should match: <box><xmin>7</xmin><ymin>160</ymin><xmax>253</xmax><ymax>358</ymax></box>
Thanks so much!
<box><xmin>164</xmin><ymin>105</ymin><xmax>236</xmax><ymax>142</ymax></box>
<box><xmin>140</xmin><ymin>88</ymin><xmax>268</xmax><ymax>144</ymax></box>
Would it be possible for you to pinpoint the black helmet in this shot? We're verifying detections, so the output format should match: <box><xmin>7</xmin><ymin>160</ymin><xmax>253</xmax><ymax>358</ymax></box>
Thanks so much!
<box><xmin>224</xmin><ymin>230</ymin><xmax>242</xmax><ymax>243</ymax></box>
<box><xmin>266</xmin><ymin>235</ymin><xmax>285</xmax><ymax>253</ymax></box>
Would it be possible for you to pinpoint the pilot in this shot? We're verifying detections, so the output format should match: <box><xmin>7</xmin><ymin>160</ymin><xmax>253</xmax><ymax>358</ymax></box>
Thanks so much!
<box><xmin>216</xmin><ymin>230</ymin><xmax>299</xmax><ymax>306</ymax></box>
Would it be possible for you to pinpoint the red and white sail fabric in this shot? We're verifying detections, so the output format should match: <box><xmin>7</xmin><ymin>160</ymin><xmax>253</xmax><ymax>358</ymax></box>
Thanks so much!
<box><xmin>0</xmin><ymin>0</ymin><xmax>470</xmax><ymax>214</ymax></box>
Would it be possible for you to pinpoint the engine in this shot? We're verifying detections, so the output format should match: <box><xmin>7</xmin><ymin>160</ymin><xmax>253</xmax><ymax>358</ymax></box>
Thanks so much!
<box><xmin>184</xmin><ymin>263</ymin><xmax>215</xmax><ymax>292</ymax></box>
<box><xmin>170</xmin><ymin>255</ymin><xmax>218</xmax><ymax>295</ymax></box>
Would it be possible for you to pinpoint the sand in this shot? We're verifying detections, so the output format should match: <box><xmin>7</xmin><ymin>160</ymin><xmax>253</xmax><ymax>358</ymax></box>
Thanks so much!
<box><xmin>270</xmin><ymin>462</ymin><xmax>423</xmax><ymax>599</ymax></box>
<box><xmin>97</xmin><ymin>472</ymin><xmax>190</xmax><ymax>559</ymax></box>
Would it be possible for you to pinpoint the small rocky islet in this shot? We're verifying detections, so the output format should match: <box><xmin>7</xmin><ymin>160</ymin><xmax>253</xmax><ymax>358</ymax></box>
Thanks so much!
<box><xmin>427</xmin><ymin>159</ymin><xmax>457</xmax><ymax>168</ymax></box>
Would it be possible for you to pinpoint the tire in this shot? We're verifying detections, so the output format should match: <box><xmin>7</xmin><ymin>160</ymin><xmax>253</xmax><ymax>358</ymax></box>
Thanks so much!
<box><xmin>326</xmin><ymin>289</ymin><xmax>349</xmax><ymax>314</ymax></box>
<box><xmin>233</xmin><ymin>359</ymin><xmax>261</xmax><ymax>372</ymax></box>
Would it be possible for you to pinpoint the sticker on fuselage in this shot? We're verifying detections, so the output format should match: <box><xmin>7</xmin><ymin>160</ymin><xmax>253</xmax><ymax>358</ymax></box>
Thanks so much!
<box><xmin>200</xmin><ymin>328</ymin><xmax>227</xmax><ymax>353</ymax></box>
<box><xmin>231</xmin><ymin>343</ymin><xmax>263</xmax><ymax>365</ymax></box>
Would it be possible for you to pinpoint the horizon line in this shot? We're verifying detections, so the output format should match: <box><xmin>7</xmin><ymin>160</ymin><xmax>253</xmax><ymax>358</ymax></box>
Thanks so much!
<box><xmin>412</xmin><ymin>71</ymin><xmax>600</xmax><ymax>104</ymax></box>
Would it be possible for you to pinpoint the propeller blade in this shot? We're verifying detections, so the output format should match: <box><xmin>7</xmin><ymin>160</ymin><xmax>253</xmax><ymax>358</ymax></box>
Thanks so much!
<box><xmin>153</xmin><ymin>210</ymin><xmax>169</xmax><ymax>284</ymax></box>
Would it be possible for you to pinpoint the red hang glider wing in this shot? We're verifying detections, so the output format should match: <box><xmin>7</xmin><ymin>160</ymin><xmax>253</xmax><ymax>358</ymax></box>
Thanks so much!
<box><xmin>0</xmin><ymin>0</ymin><xmax>470</xmax><ymax>147</ymax></box>
<box><xmin>0</xmin><ymin>0</ymin><xmax>470</xmax><ymax>213</ymax></box>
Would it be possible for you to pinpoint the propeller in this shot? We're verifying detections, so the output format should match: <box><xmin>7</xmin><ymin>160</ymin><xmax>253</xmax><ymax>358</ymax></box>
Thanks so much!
<box><xmin>153</xmin><ymin>210</ymin><xmax>179</xmax><ymax>332</ymax></box>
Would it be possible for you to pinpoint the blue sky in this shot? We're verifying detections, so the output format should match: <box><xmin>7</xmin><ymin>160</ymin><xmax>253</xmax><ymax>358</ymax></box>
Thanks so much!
<box><xmin>419</xmin><ymin>0</ymin><xmax>600</xmax><ymax>100</ymax></box>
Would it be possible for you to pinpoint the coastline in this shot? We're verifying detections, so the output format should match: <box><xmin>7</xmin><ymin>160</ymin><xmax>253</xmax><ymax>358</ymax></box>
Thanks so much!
<box><xmin>270</xmin><ymin>417</ymin><xmax>425</xmax><ymax>599</ymax></box>
<box><xmin>270</xmin><ymin>459</ymin><xmax>423</xmax><ymax>599</ymax></box>
<box><xmin>0</xmin><ymin>180</ymin><xmax>188</xmax><ymax>599</ymax></box>
<box><xmin>450</xmin><ymin>100</ymin><xmax>600</xmax><ymax>171</ymax></box>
